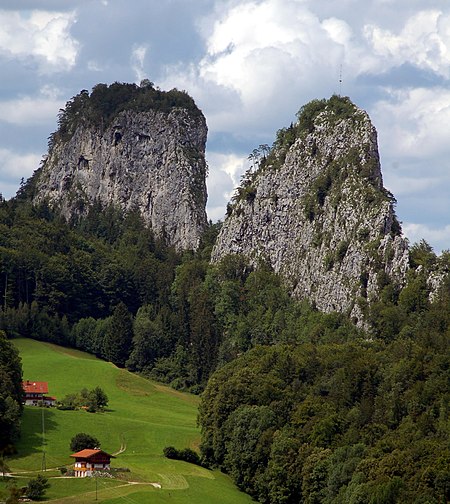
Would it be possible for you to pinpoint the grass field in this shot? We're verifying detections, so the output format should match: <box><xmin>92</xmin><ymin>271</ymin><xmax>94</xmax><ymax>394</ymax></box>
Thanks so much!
<box><xmin>2</xmin><ymin>338</ymin><xmax>252</xmax><ymax>504</ymax></box>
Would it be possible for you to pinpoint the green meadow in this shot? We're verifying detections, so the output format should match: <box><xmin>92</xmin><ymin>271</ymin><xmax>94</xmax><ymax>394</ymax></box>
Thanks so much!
<box><xmin>3</xmin><ymin>338</ymin><xmax>252</xmax><ymax>503</ymax></box>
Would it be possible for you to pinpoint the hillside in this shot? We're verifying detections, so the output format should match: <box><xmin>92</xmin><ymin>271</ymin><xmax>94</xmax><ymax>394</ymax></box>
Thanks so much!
<box><xmin>1</xmin><ymin>338</ymin><xmax>252</xmax><ymax>504</ymax></box>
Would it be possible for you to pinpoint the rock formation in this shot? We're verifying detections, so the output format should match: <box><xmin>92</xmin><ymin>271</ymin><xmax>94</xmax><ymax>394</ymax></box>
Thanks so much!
<box><xmin>34</xmin><ymin>83</ymin><xmax>208</xmax><ymax>250</ymax></box>
<box><xmin>212</xmin><ymin>96</ymin><xmax>410</xmax><ymax>323</ymax></box>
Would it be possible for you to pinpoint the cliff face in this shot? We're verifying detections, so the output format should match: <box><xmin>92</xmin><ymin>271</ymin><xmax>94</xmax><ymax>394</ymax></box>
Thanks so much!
<box><xmin>212</xmin><ymin>97</ymin><xmax>409</xmax><ymax>323</ymax></box>
<box><xmin>34</xmin><ymin>85</ymin><xmax>208</xmax><ymax>250</ymax></box>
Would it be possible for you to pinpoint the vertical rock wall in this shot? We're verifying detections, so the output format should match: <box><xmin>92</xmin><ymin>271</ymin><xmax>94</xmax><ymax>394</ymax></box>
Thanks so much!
<box><xmin>35</xmin><ymin>107</ymin><xmax>208</xmax><ymax>250</ymax></box>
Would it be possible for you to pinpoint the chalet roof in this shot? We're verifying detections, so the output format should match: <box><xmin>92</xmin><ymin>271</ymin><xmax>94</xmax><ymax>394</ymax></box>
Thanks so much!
<box><xmin>70</xmin><ymin>449</ymin><xmax>115</xmax><ymax>459</ymax></box>
<box><xmin>23</xmin><ymin>380</ymin><xmax>48</xmax><ymax>394</ymax></box>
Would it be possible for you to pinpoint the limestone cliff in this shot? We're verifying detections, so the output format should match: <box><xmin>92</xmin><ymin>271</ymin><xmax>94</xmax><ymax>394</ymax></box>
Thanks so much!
<box><xmin>212</xmin><ymin>96</ymin><xmax>410</xmax><ymax>323</ymax></box>
<box><xmin>34</xmin><ymin>83</ymin><xmax>208</xmax><ymax>250</ymax></box>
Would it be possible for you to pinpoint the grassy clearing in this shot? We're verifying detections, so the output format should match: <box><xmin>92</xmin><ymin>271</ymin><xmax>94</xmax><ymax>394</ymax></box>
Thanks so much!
<box><xmin>8</xmin><ymin>338</ymin><xmax>252</xmax><ymax>503</ymax></box>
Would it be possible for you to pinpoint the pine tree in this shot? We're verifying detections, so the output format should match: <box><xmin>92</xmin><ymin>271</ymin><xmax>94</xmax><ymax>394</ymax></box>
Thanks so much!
<box><xmin>103</xmin><ymin>302</ymin><xmax>133</xmax><ymax>367</ymax></box>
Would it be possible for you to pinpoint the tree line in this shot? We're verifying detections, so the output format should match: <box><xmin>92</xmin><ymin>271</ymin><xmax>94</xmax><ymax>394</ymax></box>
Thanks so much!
<box><xmin>0</xmin><ymin>332</ymin><xmax>23</xmax><ymax>453</ymax></box>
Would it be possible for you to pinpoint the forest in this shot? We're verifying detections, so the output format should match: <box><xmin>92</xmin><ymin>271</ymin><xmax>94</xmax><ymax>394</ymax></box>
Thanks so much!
<box><xmin>0</xmin><ymin>332</ymin><xmax>23</xmax><ymax>451</ymax></box>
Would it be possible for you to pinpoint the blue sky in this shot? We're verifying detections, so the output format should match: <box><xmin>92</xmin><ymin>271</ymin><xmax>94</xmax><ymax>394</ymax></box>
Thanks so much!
<box><xmin>1</xmin><ymin>0</ymin><xmax>450</xmax><ymax>252</ymax></box>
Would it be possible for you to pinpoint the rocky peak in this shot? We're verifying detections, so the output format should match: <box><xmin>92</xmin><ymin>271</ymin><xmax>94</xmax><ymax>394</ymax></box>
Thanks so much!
<box><xmin>212</xmin><ymin>96</ymin><xmax>410</xmax><ymax>323</ymax></box>
<box><xmin>33</xmin><ymin>82</ymin><xmax>208</xmax><ymax>250</ymax></box>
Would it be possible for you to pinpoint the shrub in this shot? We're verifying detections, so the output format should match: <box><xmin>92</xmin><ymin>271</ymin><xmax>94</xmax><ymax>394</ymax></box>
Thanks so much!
<box><xmin>336</xmin><ymin>241</ymin><xmax>349</xmax><ymax>263</ymax></box>
<box><xmin>178</xmin><ymin>448</ymin><xmax>201</xmax><ymax>465</ymax></box>
<box><xmin>163</xmin><ymin>446</ymin><xmax>202</xmax><ymax>466</ymax></box>
<box><xmin>25</xmin><ymin>474</ymin><xmax>50</xmax><ymax>500</ymax></box>
<box><xmin>70</xmin><ymin>433</ymin><xmax>100</xmax><ymax>453</ymax></box>
<box><xmin>324</xmin><ymin>253</ymin><xmax>334</xmax><ymax>271</ymax></box>
<box><xmin>57</xmin><ymin>387</ymin><xmax>108</xmax><ymax>412</ymax></box>
<box><xmin>163</xmin><ymin>446</ymin><xmax>178</xmax><ymax>459</ymax></box>
<box><xmin>296</xmin><ymin>99</ymin><xmax>327</xmax><ymax>133</ymax></box>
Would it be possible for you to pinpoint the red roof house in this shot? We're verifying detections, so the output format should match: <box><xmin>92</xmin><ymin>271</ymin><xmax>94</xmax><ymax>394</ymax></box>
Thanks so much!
<box><xmin>70</xmin><ymin>449</ymin><xmax>115</xmax><ymax>477</ymax></box>
<box><xmin>22</xmin><ymin>380</ymin><xmax>56</xmax><ymax>407</ymax></box>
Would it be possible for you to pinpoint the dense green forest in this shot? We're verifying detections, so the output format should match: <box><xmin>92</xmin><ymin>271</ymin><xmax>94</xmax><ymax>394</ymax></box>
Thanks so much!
<box><xmin>0</xmin><ymin>190</ymin><xmax>360</xmax><ymax>389</ymax></box>
<box><xmin>199</xmin><ymin>337</ymin><xmax>450</xmax><ymax>503</ymax></box>
<box><xmin>0</xmin><ymin>332</ymin><xmax>23</xmax><ymax>451</ymax></box>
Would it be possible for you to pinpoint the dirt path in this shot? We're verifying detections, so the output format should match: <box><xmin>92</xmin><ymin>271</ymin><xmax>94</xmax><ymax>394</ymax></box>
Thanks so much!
<box><xmin>112</xmin><ymin>433</ymin><xmax>127</xmax><ymax>456</ymax></box>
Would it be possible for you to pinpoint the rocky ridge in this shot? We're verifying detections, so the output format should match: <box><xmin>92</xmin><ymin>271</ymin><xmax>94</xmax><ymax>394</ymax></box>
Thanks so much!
<box><xmin>34</xmin><ymin>84</ymin><xmax>208</xmax><ymax>250</ymax></box>
<box><xmin>212</xmin><ymin>97</ymin><xmax>410</xmax><ymax>323</ymax></box>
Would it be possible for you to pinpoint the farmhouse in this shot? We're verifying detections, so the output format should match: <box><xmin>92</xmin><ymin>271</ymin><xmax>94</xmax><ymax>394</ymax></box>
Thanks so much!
<box><xmin>70</xmin><ymin>449</ymin><xmax>115</xmax><ymax>477</ymax></box>
<box><xmin>22</xmin><ymin>380</ymin><xmax>56</xmax><ymax>406</ymax></box>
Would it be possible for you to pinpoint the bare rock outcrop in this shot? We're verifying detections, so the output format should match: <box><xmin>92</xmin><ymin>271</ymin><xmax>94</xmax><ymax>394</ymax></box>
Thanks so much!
<box><xmin>34</xmin><ymin>84</ymin><xmax>208</xmax><ymax>250</ymax></box>
<box><xmin>212</xmin><ymin>97</ymin><xmax>410</xmax><ymax>323</ymax></box>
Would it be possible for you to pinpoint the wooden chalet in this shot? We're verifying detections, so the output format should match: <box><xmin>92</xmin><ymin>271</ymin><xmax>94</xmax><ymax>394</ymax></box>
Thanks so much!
<box><xmin>70</xmin><ymin>449</ymin><xmax>115</xmax><ymax>477</ymax></box>
<box><xmin>22</xmin><ymin>380</ymin><xmax>56</xmax><ymax>406</ymax></box>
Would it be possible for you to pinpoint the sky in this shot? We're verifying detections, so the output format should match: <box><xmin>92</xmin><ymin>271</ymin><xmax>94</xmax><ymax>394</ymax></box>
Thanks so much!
<box><xmin>1</xmin><ymin>1</ymin><xmax>450</xmax><ymax>253</ymax></box>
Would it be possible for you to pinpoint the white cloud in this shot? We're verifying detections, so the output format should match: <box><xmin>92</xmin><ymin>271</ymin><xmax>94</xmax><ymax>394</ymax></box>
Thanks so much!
<box><xmin>206</xmin><ymin>151</ymin><xmax>249</xmax><ymax>221</ymax></box>
<box><xmin>131</xmin><ymin>44</ymin><xmax>149</xmax><ymax>83</ymax></box>
<box><xmin>0</xmin><ymin>88</ymin><xmax>64</xmax><ymax>126</ymax></box>
<box><xmin>0</xmin><ymin>9</ymin><xmax>79</xmax><ymax>72</ymax></box>
<box><xmin>199</xmin><ymin>0</ymin><xmax>342</xmax><ymax>107</ymax></box>
<box><xmin>372</xmin><ymin>87</ymin><xmax>450</xmax><ymax>160</ymax></box>
<box><xmin>87</xmin><ymin>60</ymin><xmax>103</xmax><ymax>72</ymax></box>
<box><xmin>322</xmin><ymin>17</ymin><xmax>354</xmax><ymax>46</ymax></box>
<box><xmin>160</xmin><ymin>0</ymin><xmax>356</xmax><ymax>138</ymax></box>
<box><xmin>0</xmin><ymin>149</ymin><xmax>41</xmax><ymax>198</ymax></box>
<box><xmin>368</xmin><ymin>87</ymin><xmax>450</xmax><ymax>251</ymax></box>
<box><xmin>363</xmin><ymin>10</ymin><xmax>450</xmax><ymax>77</ymax></box>
<box><xmin>383</xmin><ymin>173</ymin><xmax>440</xmax><ymax>197</ymax></box>
<box><xmin>403</xmin><ymin>222</ymin><xmax>450</xmax><ymax>253</ymax></box>
<box><xmin>209</xmin><ymin>151</ymin><xmax>248</xmax><ymax>187</ymax></box>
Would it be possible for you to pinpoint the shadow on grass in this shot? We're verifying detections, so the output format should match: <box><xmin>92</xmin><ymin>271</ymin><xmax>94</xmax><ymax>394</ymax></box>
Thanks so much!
<box><xmin>12</xmin><ymin>408</ymin><xmax>58</xmax><ymax>461</ymax></box>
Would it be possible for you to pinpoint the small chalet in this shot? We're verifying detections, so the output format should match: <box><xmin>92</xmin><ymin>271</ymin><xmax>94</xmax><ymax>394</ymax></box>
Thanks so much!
<box><xmin>22</xmin><ymin>380</ymin><xmax>56</xmax><ymax>407</ymax></box>
<box><xmin>70</xmin><ymin>449</ymin><xmax>115</xmax><ymax>477</ymax></box>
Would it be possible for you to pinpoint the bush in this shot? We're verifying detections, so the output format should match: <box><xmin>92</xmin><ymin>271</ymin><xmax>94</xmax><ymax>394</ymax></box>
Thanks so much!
<box><xmin>336</xmin><ymin>241</ymin><xmax>349</xmax><ymax>263</ymax></box>
<box><xmin>57</xmin><ymin>393</ymin><xmax>78</xmax><ymax>410</ymax></box>
<box><xmin>163</xmin><ymin>446</ymin><xmax>202</xmax><ymax>465</ymax></box>
<box><xmin>57</xmin><ymin>387</ymin><xmax>108</xmax><ymax>412</ymax></box>
<box><xmin>178</xmin><ymin>448</ymin><xmax>201</xmax><ymax>465</ymax></box>
<box><xmin>296</xmin><ymin>99</ymin><xmax>327</xmax><ymax>133</ymax></box>
<box><xmin>70</xmin><ymin>433</ymin><xmax>100</xmax><ymax>453</ymax></box>
<box><xmin>25</xmin><ymin>474</ymin><xmax>50</xmax><ymax>500</ymax></box>
<box><xmin>163</xmin><ymin>446</ymin><xmax>178</xmax><ymax>459</ymax></box>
